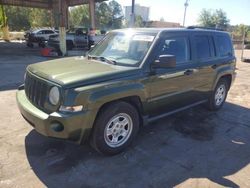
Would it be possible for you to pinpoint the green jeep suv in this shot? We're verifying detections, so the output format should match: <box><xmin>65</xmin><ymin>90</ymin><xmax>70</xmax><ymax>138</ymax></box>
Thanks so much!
<box><xmin>17</xmin><ymin>27</ymin><xmax>236</xmax><ymax>155</ymax></box>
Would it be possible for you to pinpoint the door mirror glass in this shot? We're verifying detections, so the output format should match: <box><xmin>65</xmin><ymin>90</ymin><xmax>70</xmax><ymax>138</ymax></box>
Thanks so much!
<box><xmin>152</xmin><ymin>55</ymin><xmax>176</xmax><ymax>68</ymax></box>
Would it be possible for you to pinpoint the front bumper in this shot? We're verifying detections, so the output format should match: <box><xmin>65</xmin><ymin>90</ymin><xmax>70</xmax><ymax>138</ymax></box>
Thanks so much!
<box><xmin>16</xmin><ymin>89</ymin><xmax>92</xmax><ymax>143</ymax></box>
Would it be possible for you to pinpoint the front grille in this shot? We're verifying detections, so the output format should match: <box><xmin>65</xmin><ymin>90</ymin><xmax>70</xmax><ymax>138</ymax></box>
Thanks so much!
<box><xmin>25</xmin><ymin>72</ymin><xmax>48</xmax><ymax>109</ymax></box>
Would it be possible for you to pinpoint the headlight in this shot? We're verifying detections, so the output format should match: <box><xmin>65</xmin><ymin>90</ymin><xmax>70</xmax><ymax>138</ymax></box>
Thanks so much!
<box><xmin>49</xmin><ymin>86</ymin><xmax>60</xmax><ymax>105</ymax></box>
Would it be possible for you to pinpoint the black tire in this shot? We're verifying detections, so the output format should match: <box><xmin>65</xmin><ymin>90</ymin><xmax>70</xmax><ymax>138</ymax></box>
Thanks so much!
<box><xmin>207</xmin><ymin>78</ymin><xmax>229</xmax><ymax>111</ymax></box>
<box><xmin>27</xmin><ymin>42</ymin><xmax>34</xmax><ymax>48</ymax></box>
<box><xmin>91</xmin><ymin>101</ymin><xmax>140</xmax><ymax>155</ymax></box>
<box><xmin>38</xmin><ymin>41</ymin><xmax>45</xmax><ymax>48</ymax></box>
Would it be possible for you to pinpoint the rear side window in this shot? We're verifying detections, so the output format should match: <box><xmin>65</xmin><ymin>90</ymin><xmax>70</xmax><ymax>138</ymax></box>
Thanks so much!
<box><xmin>194</xmin><ymin>35</ymin><xmax>211</xmax><ymax>59</ymax></box>
<box><xmin>158</xmin><ymin>37</ymin><xmax>189</xmax><ymax>64</ymax></box>
<box><xmin>215</xmin><ymin>35</ymin><xmax>232</xmax><ymax>57</ymax></box>
<box><xmin>37</xmin><ymin>31</ymin><xmax>44</xmax><ymax>34</ymax></box>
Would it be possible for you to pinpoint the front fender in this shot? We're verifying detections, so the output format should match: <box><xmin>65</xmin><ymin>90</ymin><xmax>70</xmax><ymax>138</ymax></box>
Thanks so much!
<box><xmin>88</xmin><ymin>82</ymin><xmax>147</xmax><ymax>110</ymax></box>
<box><xmin>64</xmin><ymin>79</ymin><xmax>148</xmax><ymax>111</ymax></box>
<box><xmin>63</xmin><ymin>81</ymin><xmax>147</xmax><ymax>133</ymax></box>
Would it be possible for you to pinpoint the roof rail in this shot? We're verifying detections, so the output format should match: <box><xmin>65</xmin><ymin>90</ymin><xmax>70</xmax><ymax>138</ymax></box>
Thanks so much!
<box><xmin>186</xmin><ymin>26</ymin><xmax>225</xmax><ymax>31</ymax></box>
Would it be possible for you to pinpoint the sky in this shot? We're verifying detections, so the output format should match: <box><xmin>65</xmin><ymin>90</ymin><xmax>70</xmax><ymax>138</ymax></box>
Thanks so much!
<box><xmin>112</xmin><ymin>0</ymin><xmax>250</xmax><ymax>26</ymax></box>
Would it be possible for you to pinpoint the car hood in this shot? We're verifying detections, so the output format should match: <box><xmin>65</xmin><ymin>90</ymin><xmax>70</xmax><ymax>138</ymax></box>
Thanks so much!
<box><xmin>27</xmin><ymin>57</ymin><xmax>139</xmax><ymax>88</ymax></box>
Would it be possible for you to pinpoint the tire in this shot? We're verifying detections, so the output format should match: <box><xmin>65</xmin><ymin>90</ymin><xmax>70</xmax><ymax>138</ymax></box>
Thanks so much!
<box><xmin>91</xmin><ymin>101</ymin><xmax>140</xmax><ymax>155</ymax></box>
<box><xmin>207</xmin><ymin>78</ymin><xmax>229</xmax><ymax>111</ymax></box>
<box><xmin>38</xmin><ymin>41</ymin><xmax>45</xmax><ymax>48</ymax></box>
<box><xmin>27</xmin><ymin>42</ymin><xmax>34</xmax><ymax>48</ymax></box>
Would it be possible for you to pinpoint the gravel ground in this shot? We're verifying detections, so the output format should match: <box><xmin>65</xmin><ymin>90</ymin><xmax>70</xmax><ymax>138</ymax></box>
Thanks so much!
<box><xmin>0</xmin><ymin>42</ymin><xmax>250</xmax><ymax>188</ymax></box>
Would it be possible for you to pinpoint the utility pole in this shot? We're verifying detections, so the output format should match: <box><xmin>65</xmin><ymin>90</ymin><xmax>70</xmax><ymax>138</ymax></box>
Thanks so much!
<box><xmin>241</xmin><ymin>29</ymin><xmax>246</xmax><ymax>61</ymax></box>
<box><xmin>130</xmin><ymin>0</ymin><xmax>135</xmax><ymax>27</ymax></box>
<box><xmin>183</xmin><ymin>0</ymin><xmax>189</xmax><ymax>27</ymax></box>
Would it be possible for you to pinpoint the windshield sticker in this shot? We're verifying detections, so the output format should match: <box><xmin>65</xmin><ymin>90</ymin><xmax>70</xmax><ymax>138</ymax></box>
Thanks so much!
<box><xmin>132</xmin><ymin>35</ymin><xmax>155</xmax><ymax>42</ymax></box>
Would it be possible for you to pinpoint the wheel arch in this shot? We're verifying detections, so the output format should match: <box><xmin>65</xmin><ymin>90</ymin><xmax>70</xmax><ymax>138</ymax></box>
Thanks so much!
<box><xmin>220</xmin><ymin>74</ymin><xmax>232</xmax><ymax>89</ymax></box>
<box><xmin>93</xmin><ymin>95</ymin><xmax>144</xmax><ymax>128</ymax></box>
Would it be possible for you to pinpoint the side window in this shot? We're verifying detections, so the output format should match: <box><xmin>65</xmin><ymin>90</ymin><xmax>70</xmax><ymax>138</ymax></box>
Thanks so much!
<box><xmin>215</xmin><ymin>35</ymin><xmax>232</xmax><ymax>57</ymax></box>
<box><xmin>194</xmin><ymin>35</ymin><xmax>211</xmax><ymax>59</ymax></box>
<box><xmin>158</xmin><ymin>37</ymin><xmax>189</xmax><ymax>64</ymax></box>
<box><xmin>37</xmin><ymin>31</ymin><xmax>43</xmax><ymax>35</ymax></box>
<box><xmin>45</xmin><ymin>30</ymin><xmax>54</xmax><ymax>34</ymax></box>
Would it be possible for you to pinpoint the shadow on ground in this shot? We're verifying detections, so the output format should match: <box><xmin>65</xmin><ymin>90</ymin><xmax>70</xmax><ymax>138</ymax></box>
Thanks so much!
<box><xmin>25</xmin><ymin>102</ymin><xmax>250</xmax><ymax>188</ymax></box>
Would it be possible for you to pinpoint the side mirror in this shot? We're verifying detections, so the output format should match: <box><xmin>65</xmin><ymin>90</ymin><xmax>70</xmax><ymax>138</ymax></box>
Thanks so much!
<box><xmin>152</xmin><ymin>55</ymin><xmax>176</xmax><ymax>68</ymax></box>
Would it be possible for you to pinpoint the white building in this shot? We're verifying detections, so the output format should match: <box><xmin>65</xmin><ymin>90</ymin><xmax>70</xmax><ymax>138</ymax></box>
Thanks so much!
<box><xmin>124</xmin><ymin>4</ymin><xmax>150</xmax><ymax>22</ymax></box>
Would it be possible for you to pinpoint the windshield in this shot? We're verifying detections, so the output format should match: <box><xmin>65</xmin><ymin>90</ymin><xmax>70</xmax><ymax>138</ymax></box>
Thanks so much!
<box><xmin>88</xmin><ymin>32</ymin><xmax>156</xmax><ymax>67</ymax></box>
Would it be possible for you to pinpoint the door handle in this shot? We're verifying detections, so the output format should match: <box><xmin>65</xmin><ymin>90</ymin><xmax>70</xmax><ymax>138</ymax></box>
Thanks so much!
<box><xmin>211</xmin><ymin>64</ymin><xmax>218</xmax><ymax>69</ymax></box>
<box><xmin>184</xmin><ymin>69</ymin><xmax>194</xmax><ymax>75</ymax></box>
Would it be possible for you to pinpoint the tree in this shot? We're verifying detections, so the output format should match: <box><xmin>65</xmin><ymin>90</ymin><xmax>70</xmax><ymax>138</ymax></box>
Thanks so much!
<box><xmin>29</xmin><ymin>8</ymin><xmax>51</xmax><ymax>28</ymax></box>
<box><xmin>212</xmin><ymin>9</ymin><xmax>230</xmax><ymax>29</ymax></box>
<box><xmin>231</xmin><ymin>24</ymin><xmax>250</xmax><ymax>41</ymax></box>
<box><xmin>4</xmin><ymin>6</ymin><xmax>31</xmax><ymax>31</ymax></box>
<box><xmin>108</xmin><ymin>0</ymin><xmax>123</xmax><ymax>29</ymax></box>
<box><xmin>198</xmin><ymin>9</ymin><xmax>213</xmax><ymax>27</ymax></box>
<box><xmin>3</xmin><ymin>6</ymin><xmax>52</xmax><ymax>31</ymax></box>
<box><xmin>69</xmin><ymin>5</ymin><xmax>90</xmax><ymax>28</ymax></box>
<box><xmin>95</xmin><ymin>2</ymin><xmax>112</xmax><ymax>29</ymax></box>
<box><xmin>198</xmin><ymin>9</ymin><xmax>230</xmax><ymax>30</ymax></box>
<box><xmin>135</xmin><ymin>15</ymin><xmax>144</xmax><ymax>27</ymax></box>
<box><xmin>0</xmin><ymin>4</ymin><xmax>10</xmax><ymax>41</ymax></box>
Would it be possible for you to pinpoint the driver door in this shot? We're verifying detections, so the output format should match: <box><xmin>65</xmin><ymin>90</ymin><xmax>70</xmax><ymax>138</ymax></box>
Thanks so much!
<box><xmin>74</xmin><ymin>29</ymin><xmax>88</xmax><ymax>48</ymax></box>
<box><xmin>147</xmin><ymin>34</ymin><xmax>200</xmax><ymax>116</ymax></box>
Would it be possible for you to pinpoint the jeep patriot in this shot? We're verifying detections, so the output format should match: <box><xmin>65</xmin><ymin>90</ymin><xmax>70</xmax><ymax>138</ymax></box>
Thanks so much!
<box><xmin>17</xmin><ymin>27</ymin><xmax>236</xmax><ymax>155</ymax></box>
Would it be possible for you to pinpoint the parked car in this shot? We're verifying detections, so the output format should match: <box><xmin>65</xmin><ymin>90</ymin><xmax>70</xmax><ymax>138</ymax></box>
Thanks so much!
<box><xmin>48</xmin><ymin>27</ymin><xmax>104</xmax><ymax>50</ymax></box>
<box><xmin>25</xmin><ymin>28</ymin><xmax>58</xmax><ymax>48</ymax></box>
<box><xmin>17</xmin><ymin>27</ymin><xmax>236</xmax><ymax>155</ymax></box>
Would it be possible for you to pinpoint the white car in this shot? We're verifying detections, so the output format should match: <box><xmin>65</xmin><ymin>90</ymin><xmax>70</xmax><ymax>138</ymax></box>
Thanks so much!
<box><xmin>25</xmin><ymin>29</ymin><xmax>58</xmax><ymax>47</ymax></box>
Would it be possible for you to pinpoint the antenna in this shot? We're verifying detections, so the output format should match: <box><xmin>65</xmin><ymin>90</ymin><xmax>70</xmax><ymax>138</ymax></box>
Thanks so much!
<box><xmin>183</xmin><ymin>0</ymin><xmax>190</xmax><ymax>27</ymax></box>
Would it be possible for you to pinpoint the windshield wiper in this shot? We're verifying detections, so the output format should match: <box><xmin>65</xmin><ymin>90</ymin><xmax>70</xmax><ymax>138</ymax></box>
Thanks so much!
<box><xmin>88</xmin><ymin>55</ymin><xmax>117</xmax><ymax>65</ymax></box>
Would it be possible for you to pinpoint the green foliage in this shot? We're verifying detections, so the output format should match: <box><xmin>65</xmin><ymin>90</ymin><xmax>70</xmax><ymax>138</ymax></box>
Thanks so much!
<box><xmin>198</xmin><ymin>9</ymin><xmax>230</xmax><ymax>30</ymax></box>
<box><xmin>68</xmin><ymin>0</ymin><xmax>123</xmax><ymax>30</ymax></box>
<box><xmin>0</xmin><ymin>4</ymin><xmax>7</xmax><ymax>28</ymax></box>
<box><xmin>4</xmin><ymin>6</ymin><xmax>31</xmax><ymax>30</ymax></box>
<box><xmin>0</xmin><ymin>0</ymin><xmax>123</xmax><ymax>31</ymax></box>
<box><xmin>3</xmin><ymin>6</ymin><xmax>52</xmax><ymax>31</ymax></box>
<box><xmin>69</xmin><ymin>5</ymin><xmax>90</xmax><ymax>28</ymax></box>
<box><xmin>95</xmin><ymin>0</ymin><xmax>123</xmax><ymax>30</ymax></box>
<box><xmin>231</xmin><ymin>24</ymin><xmax>250</xmax><ymax>41</ymax></box>
<box><xmin>95</xmin><ymin>2</ymin><xmax>111</xmax><ymax>29</ymax></box>
<box><xmin>135</xmin><ymin>15</ymin><xmax>144</xmax><ymax>27</ymax></box>
<box><xmin>108</xmin><ymin>0</ymin><xmax>123</xmax><ymax>29</ymax></box>
<box><xmin>29</xmin><ymin>8</ymin><xmax>51</xmax><ymax>28</ymax></box>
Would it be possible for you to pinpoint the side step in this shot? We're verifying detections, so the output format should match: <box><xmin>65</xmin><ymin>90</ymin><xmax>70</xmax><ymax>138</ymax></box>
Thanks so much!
<box><xmin>144</xmin><ymin>100</ymin><xmax>208</xmax><ymax>124</ymax></box>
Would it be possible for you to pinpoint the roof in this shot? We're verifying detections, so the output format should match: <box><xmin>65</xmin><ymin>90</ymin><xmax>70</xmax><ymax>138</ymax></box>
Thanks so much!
<box><xmin>0</xmin><ymin>0</ymin><xmax>107</xmax><ymax>9</ymax></box>
<box><xmin>113</xmin><ymin>27</ymin><xmax>228</xmax><ymax>35</ymax></box>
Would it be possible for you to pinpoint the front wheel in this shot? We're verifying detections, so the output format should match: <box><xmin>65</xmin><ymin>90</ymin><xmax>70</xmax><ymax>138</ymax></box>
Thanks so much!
<box><xmin>91</xmin><ymin>101</ymin><xmax>140</xmax><ymax>155</ymax></box>
<box><xmin>207</xmin><ymin>78</ymin><xmax>229</xmax><ymax>111</ymax></box>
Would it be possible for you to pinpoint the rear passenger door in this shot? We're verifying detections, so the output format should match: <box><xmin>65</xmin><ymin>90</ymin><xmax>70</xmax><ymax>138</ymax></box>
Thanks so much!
<box><xmin>44</xmin><ymin>30</ymin><xmax>55</xmax><ymax>40</ymax></box>
<box><xmin>191</xmin><ymin>34</ymin><xmax>217</xmax><ymax>99</ymax></box>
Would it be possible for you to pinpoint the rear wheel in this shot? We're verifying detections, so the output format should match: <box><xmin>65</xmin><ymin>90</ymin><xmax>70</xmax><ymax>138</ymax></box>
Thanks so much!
<box><xmin>207</xmin><ymin>78</ymin><xmax>229</xmax><ymax>111</ymax></box>
<box><xmin>91</xmin><ymin>101</ymin><xmax>140</xmax><ymax>155</ymax></box>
